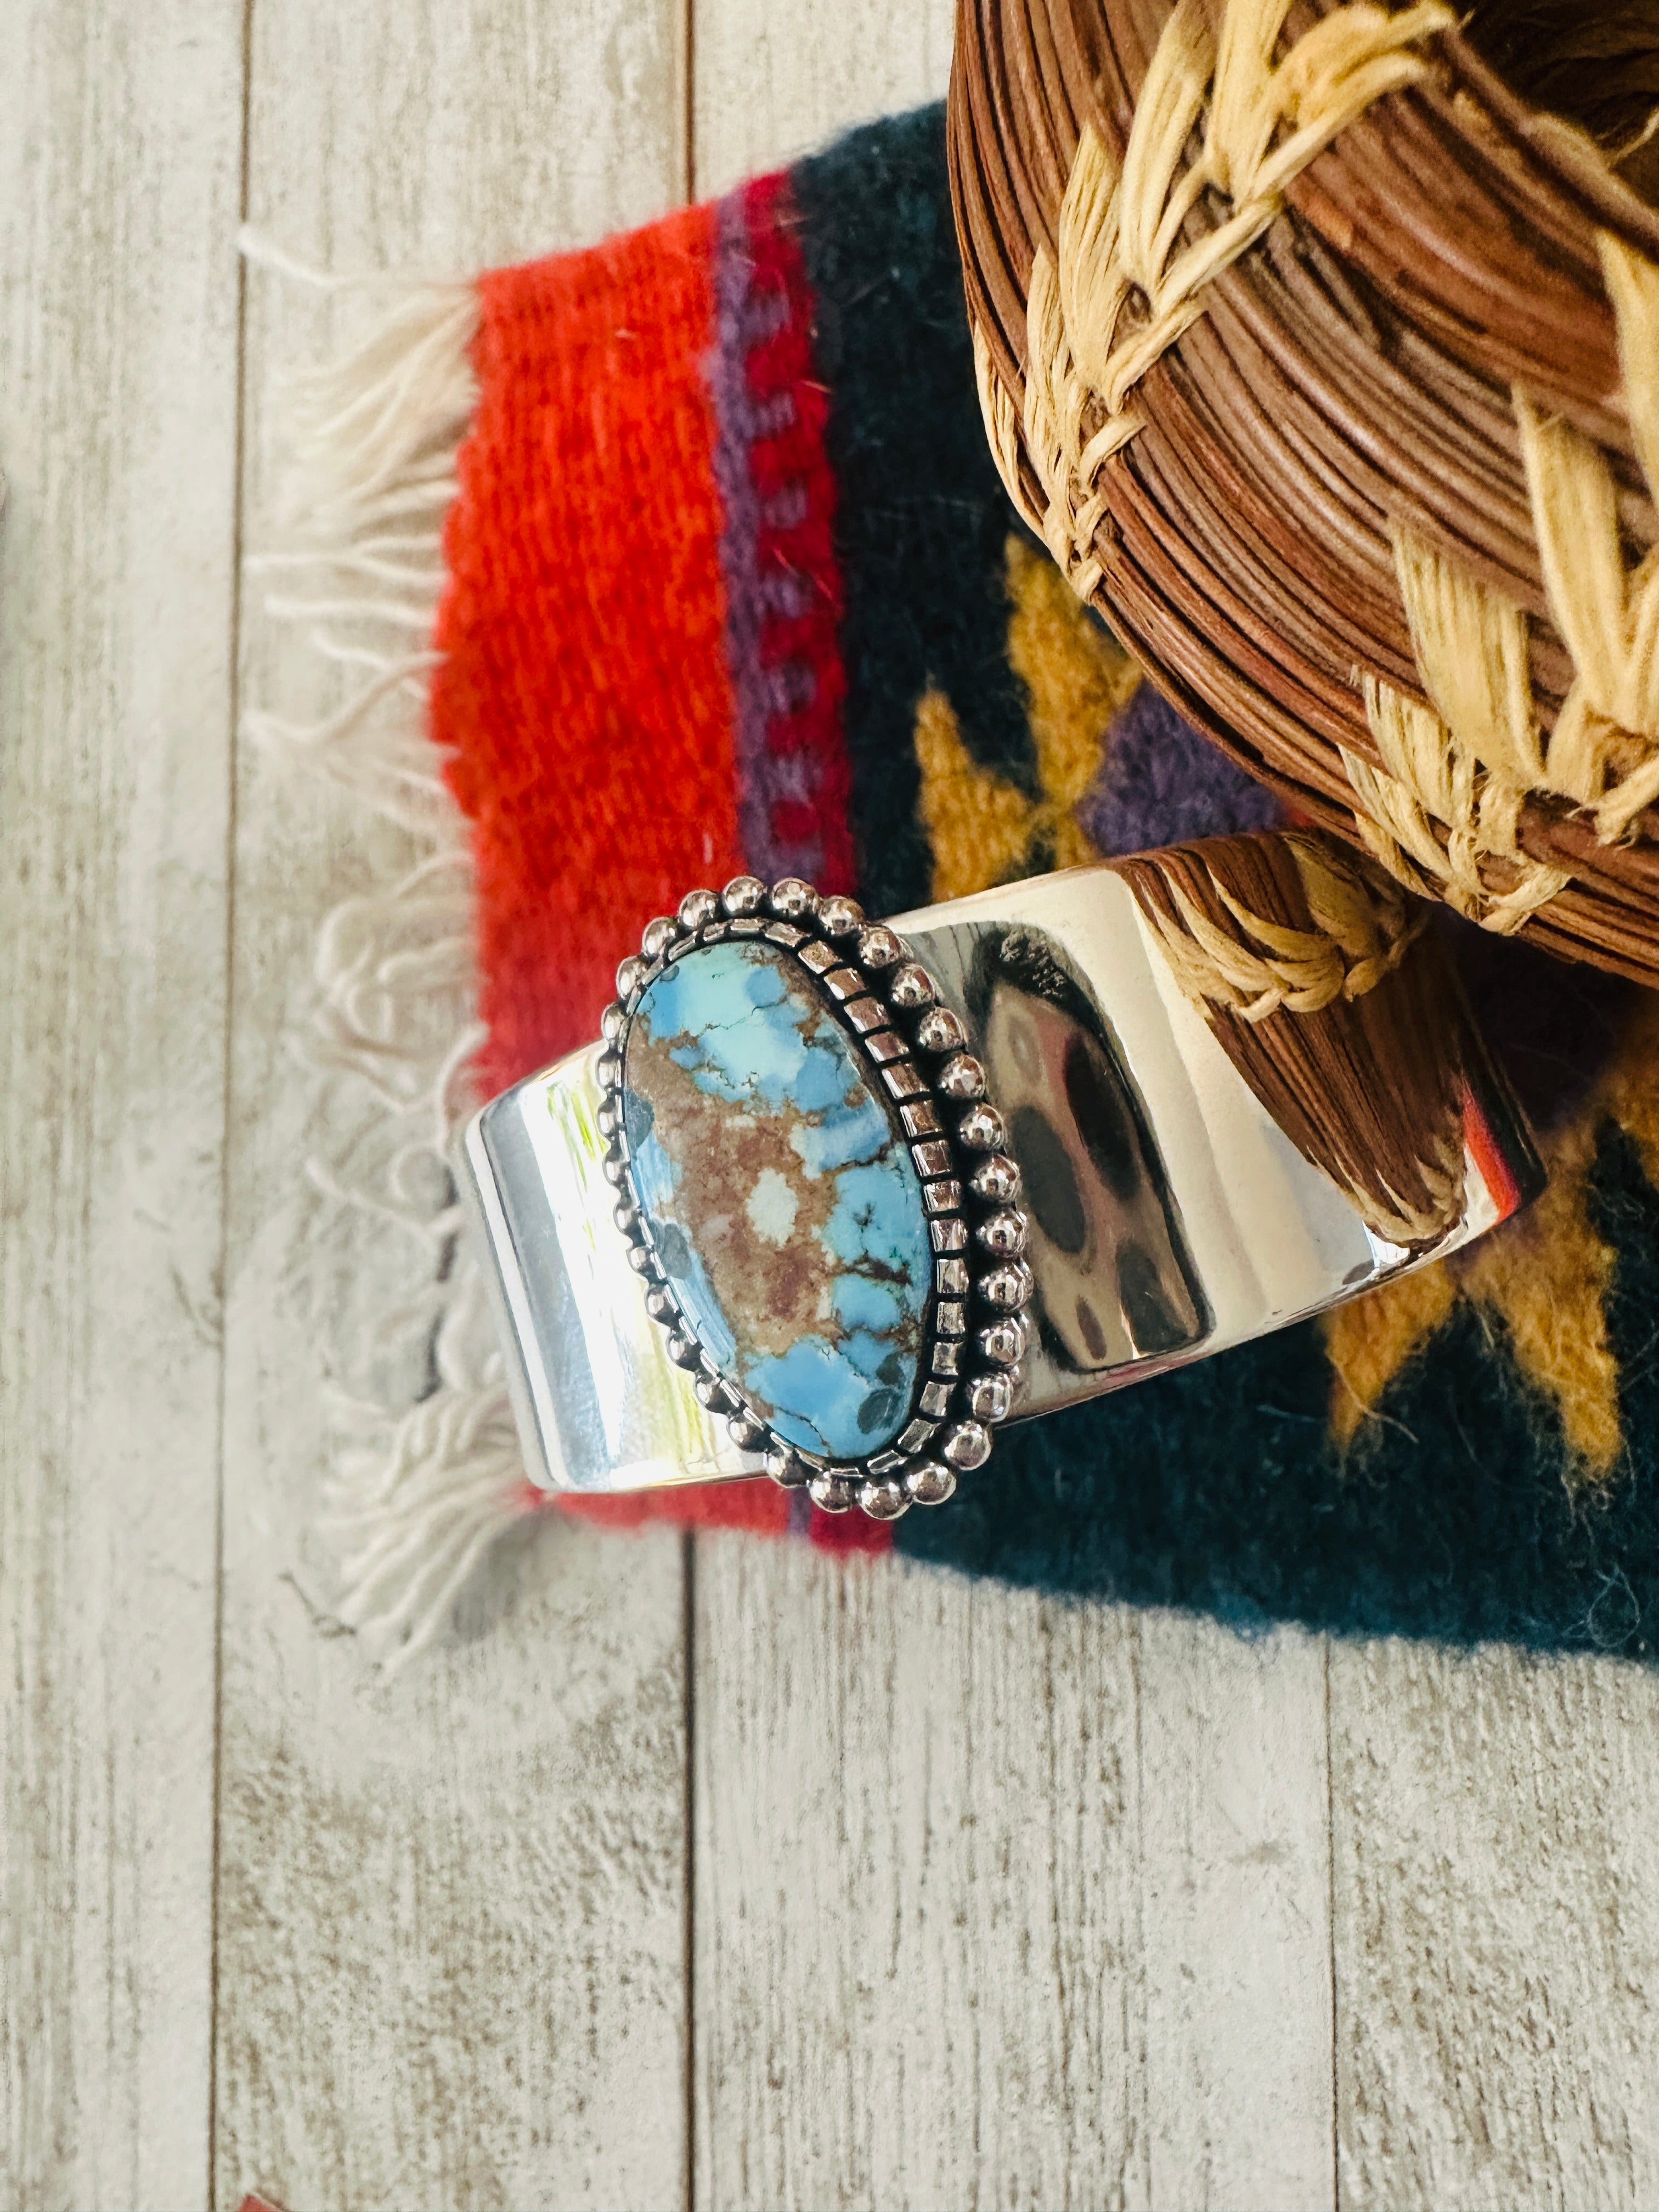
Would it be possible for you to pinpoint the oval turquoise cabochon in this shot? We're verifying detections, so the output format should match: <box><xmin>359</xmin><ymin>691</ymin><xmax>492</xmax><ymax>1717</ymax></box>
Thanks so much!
<box><xmin>621</xmin><ymin>939</ymin><xmax>933</xmax><ymax>1459</ymax></box>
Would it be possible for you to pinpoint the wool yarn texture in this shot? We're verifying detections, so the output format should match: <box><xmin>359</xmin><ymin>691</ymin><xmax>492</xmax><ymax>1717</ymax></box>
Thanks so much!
<box><xmin>257</xmin><ymin>104</ymin><xmax>1659</xmax><ymax>1668</ymax></box>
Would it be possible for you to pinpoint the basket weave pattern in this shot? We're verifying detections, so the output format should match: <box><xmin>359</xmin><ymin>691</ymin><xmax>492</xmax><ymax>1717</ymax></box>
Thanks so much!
<box><xmin>951</xmin><ymin>0</ymin><xmax>1659</xmax><ymax>983</ymax></box>
<box><xmin>1113</xmin><ymin>828</ymin><xmax>1469</xmax><ymax>1246</ymax></box>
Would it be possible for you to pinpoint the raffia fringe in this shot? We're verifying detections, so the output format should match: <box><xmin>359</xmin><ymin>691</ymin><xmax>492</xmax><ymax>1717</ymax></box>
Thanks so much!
<box><xmin>1132</xmin><ymin>831</ymin><xmax>1424</xmax><ymax>1021</ymax></box>
<box><xmin>1130</xmin><ymin>832</ymin><xmax>1463</xmax><ymax>1246</ymax></box>
<box><xmin>974</xmin><ymin>0</ymin><xmax>1659</xmax><ymax>940</ymax></box>
<box><xmin>979</xmin><ymin>0</ymin><xmax>1454</xmax><ymax>598</ymax></box>
<box><xmin>243</xmin><ymin>234</ymin><xmax>535</xmax><ymax>1669</ymax></box>
<box><xmin>1351</xmin><ymin>235</ymin><xmax>1659</xmax><ymax>929</ymax></box>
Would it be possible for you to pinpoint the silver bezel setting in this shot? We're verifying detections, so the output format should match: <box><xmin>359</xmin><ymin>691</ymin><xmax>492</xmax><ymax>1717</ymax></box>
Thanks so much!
<box><xmin>595</xmin><ymin>875</ymin><xmax>1032</xmax><ymax>1520</ymax></box>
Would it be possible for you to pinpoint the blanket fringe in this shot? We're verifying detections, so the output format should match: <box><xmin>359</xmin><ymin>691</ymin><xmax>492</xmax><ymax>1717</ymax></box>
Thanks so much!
<box><xmin>324</xmin><ymin>1266</ymin><xmax>536</xmax><ymax>1666</ymax></box>
<box><xmin>246</xmin><ymin>236</ymin><xmax>539</xmax><ymax>1668</ymax></box>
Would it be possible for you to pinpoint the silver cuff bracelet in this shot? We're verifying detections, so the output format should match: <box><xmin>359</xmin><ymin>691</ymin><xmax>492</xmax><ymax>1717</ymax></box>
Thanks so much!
<box><xmin>459</xmin><ymin>834</ymin><xmax>1542</xmax><ymax>1522</ymax></box>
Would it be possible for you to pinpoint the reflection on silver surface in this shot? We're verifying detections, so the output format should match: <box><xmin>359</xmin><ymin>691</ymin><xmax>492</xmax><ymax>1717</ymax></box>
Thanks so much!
<box><xmin>459</xmin><ymin>863</ymin><xmax>1542</xmax><ymax>1493</ymax></box>
<box><xmin>465</xmin><ymin>1060</ymin><xmax>747</xmax><ymax>1493</ymax></box>
<box><xmin>924</xmin><ymin>918</ymin><xmax>1208</xmax><ymax>1397</ymax></box>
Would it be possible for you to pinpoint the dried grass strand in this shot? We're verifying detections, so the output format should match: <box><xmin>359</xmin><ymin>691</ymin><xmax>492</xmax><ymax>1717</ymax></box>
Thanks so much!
<box><xmin>959</xmin><ymin>0</ymin><xmax>1659</xmax><ymax>972</ymax></box>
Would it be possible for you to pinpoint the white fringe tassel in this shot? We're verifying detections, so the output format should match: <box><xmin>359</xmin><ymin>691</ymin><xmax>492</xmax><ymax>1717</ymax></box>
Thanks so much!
<box><xmin>245</xmin><ymin>233</ymin><xmax>538</xmax><ymax>1668</ymax></box>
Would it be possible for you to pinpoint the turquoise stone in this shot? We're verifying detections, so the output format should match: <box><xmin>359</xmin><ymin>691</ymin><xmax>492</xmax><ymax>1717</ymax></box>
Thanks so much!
<box><xmin>622</xmin><ymin>938</ymin><xmax>932</xmax><ymax>1459</ymax></box>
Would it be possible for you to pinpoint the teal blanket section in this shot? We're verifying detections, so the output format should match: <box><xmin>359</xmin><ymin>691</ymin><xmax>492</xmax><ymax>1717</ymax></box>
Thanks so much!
<box><xmin>782</xmin><ymin>102</ymin><xmax>1659</xmax><ymax>1660</ymax></box>
<box><xmin>898</xmin><ymin>1126</ymin><xmax>1659</xmax><ymax>1661</ymax></box>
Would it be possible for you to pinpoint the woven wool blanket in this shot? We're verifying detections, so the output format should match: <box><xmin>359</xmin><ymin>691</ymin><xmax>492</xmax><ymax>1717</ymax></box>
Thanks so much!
<box><xmin>268</xmin><ymin>104</ymin><xmax>1659</xmax><ymax>1666</ymax></box>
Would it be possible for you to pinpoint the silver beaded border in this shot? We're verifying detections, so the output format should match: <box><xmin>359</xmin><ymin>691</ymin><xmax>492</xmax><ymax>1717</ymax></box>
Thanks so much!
<box><xmin>593</xmin><ymin>874</ymin><xmax>1034</xmax><ymax>1522</ymax></box>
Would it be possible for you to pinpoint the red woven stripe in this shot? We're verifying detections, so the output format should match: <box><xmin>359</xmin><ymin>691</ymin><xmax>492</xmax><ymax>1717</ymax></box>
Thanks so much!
<box><xmin>433</xmin><ymin>199</ymin><xmax>882</xmax><ymax>1552</ymax></box>
<box><xmin>436</xmin><ymin>203</ymin><xmax>748</xmax><ymax>1102</ymax></box>
<box><xmin>433</xmin><ymin>207</ymin><xmax>793</xmax><ymax>1542</ymax></box>
<box><xmin>563</xmin><ymin>1483</ymin><xmax>792</xmax><ymax>1535</ymax></box>
<box><xmin>736</xmin><ymin>171</ymin><xmax>856</xmax><ymax>893</ymax></box>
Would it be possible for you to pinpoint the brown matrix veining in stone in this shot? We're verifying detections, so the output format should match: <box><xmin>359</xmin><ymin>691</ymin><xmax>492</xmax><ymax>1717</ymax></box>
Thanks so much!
<box><xmin>620</xmin><ymin>938</ymin><xmax>933</xmax><ymax>1460</ymax></box>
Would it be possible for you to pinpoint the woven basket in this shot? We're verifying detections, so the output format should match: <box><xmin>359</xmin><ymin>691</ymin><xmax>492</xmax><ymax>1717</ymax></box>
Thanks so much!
<box><xmin>950</xmin><ymin>0</ymin><xmax>1659</xmax><ymax>984</ymax></box>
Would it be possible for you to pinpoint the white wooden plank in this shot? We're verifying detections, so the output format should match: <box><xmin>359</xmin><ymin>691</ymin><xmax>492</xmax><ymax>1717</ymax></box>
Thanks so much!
<box><xmin>693</xmin><ymin>1547</ymin><xmax>1336</xmax><ymax>2210</ymax></box>
<box><xmin>687</xmin><ymin>12</ymin><xmax>1337</xmax><ymax>2202</ymax></box>
<box><xmin>213</xmin><ymin>4</ymin><xmax>693</xmax><ymax>2207</ymax></box>
<box><xmin>0</xmin><ymin>3</ymin><xmax>245</xmax><ymax>2205</ymax></box>
<box><xmin>1137</xmin><ymin>1615</ymin><xmax>1335</xmax><ymax>2209</ymax></box>
<box><xmin>1331</xmin><ymin>1639</ymin><xmax>1659</xmax><ymax>2210</ymax></box>
<box><xmin>692</xmin><ymin>1541</ymin><xmax>1153</xmax><ymax>2210</ymax></box>
<box><xmin>692</xmin><ymin>0</ymin><xmax>956</xmax><ymax>196</ymax></box>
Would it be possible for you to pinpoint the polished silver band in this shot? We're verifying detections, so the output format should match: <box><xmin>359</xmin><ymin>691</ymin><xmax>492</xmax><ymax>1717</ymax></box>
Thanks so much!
<box><xmin>459</xmin><ymin>854</ymin><xmax>1541</xmax><ymax>1514</ymax></box>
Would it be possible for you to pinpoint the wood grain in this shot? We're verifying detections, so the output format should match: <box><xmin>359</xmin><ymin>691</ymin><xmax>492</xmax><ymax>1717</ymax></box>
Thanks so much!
<box><xmin>693</xmin><ymin>1542</ymin><xmax>1337</xmax><ymax>2210</ymax></box>
<box><xmin>0</xmin><ymin>4</ymin><xmax>246</xmax><ymax>2204</ymax></box>
<box><xmin>8</xmin><ymin>3</ymin><xmax>1659</xmax><ymax>2207</ymax></box>
<box><xmin>692</xmin><ymin>1543</ymin><xmax>1150</xmax><ymax>2210</ymax></box>
<box><xmin>692</xmin><ymin>0</ymin><xmax>955</xmax><ymax>196</ymax></box>
<box><xmin>1137</xmin><ymin>1613</ymin><xmax>1335</xmax><ymax>2209</ymax></box>
<box><xmin>212</xmin><ymin>4</ymin><xmax>693</xmax><ymax>2207</ymax></box>
<box><xmin>688</xmin><ymin>19</ymin><xmax>1338</xmax><ymax>2207</ymax></box>
<box><xmin>1331</xmin><ymin>1639</ymin><xmax>1659</xmax><ymax>2210</ymax></box>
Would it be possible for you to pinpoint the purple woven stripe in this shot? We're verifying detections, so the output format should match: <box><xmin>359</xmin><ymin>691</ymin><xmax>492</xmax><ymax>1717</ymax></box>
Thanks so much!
<box><xmin>1079</xmin><ymin>681</ymin><xmax>1284</xmax><ymax>857</ymax></box>
<box><xmin>707</xmin><ymin>188</ymin><xmax>825</xmax><ymax>883</ymax></box>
